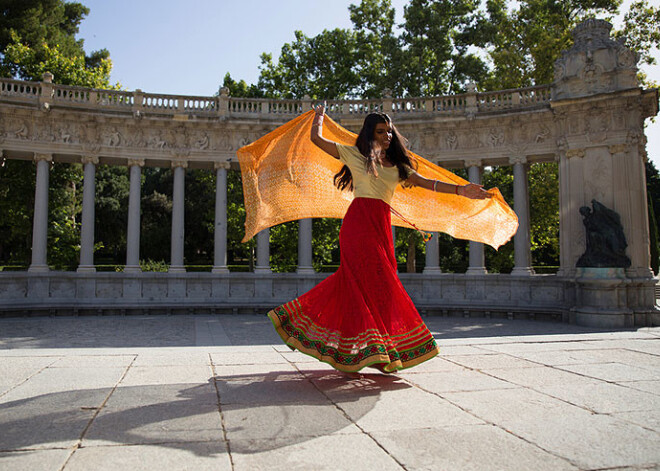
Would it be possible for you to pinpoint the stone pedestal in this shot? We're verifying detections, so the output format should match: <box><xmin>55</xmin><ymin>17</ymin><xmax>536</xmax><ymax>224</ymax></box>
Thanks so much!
<box><xmin>571</xmin><ymin>268</ymin><xmax>632</xmax><ymax>327</ymax></box>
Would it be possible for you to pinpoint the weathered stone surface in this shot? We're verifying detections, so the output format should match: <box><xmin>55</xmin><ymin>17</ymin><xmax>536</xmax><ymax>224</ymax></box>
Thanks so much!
<box><xmin>0</xmin><ymin>449</ymin><xmax>72</xmax><ymax>471</ymax></box>
<box><xmin>65</xmin><ymin>442</ymin><xmax>232</xmax><ymax>471</ymax></box>
<box><xmin>222</xmin><ymin>403</ymin><xmax>359</xmax><ymax>442</ymax></box>
<box><xmin>230</xmin><ymin>433</ymin><xmax>402</xmax><ymax>471</ymax></box>
<box><xmin>442</xmin><ymin>388</ymin><xmax>660</xmax><ymax>469</ymax></box>
<box><xmin>372</xmin><ymin>425</ymin><xmax>578</xmax><ymax>471</ymax></box>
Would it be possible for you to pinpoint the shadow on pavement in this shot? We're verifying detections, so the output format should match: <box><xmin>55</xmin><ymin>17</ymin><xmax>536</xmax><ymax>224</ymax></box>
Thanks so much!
<box><xmin>0</xmin><ymin>370</ymin><xmax>410</xmax><ymax>456</ymax></box>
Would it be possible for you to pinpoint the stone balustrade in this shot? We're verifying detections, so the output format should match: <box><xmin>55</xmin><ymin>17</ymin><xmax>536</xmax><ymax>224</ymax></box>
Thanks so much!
<box><xmin>0</xmin><ymin>77</ymin><xmax>552</xmax><ymax>119</ymax></box>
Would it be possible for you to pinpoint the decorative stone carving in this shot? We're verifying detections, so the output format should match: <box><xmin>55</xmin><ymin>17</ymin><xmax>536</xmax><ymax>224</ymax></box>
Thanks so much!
<box><xmin>127</xmin><ymin>158</ymin><xmax>145</xmax><ymax>167</ymax></box>
<box><xmin>552</xmin><ymin>19</ymin><xmax>639</xmax><ymax>100</ymax></box>
<box><xmin>214</xmin><ymin>161</ymin><xmax>231</xmax><ymax>170</ymax></box>
<box><xmin>508</xmin><ymin>155</ymin><xmax>527</xmax><ymax>166</ymax></box>
<box><xmin>566</xmin><ymin>149</ymin><xmax>585</xmax><ymax>159</ymax></box>
<box><xmin>608</xmin><ymin>144</ymin><xmax>627</xmax><ymax>155</ymax></box>
<box><xmin>446</xmin><ymin>131</ymin><xmax>458</xmax><ymax>150</ymax></box>
<box><xmin>171</xmin><ymin>159</ymin><xmax>188</xmax><ymax>169</ymax></box>
<box><xmin>33</xmin><ymin>153</ymin><xmax>52</xmax><ymax>162</ymax></box>
<box><xmin>464</xmin><ymin>158</ymin><xmax>482</xmax><ymax>168</ymax></box>
<box><xmin>488</xmin><ymin>128</ymin><xmax>504</xmax><ymax>147</ymax></box>
<box><xmin>576</xmin><ymin>200</ymin><xmax>631</xmax><ymax>268</ymax></box>
<box><xmin>585</xmin><ymin>108</ymin><xmax>609</xmax><ymax>143</ymax></box>
<box><xmin>80</xmin><ymin>155</ymin><xmax>99</xmax><ymax>165</ymax></box>
<box><xmin>194</xmin><ymin>132</ymin><xmax>210</xmax><ymax>150</ymax></box>
<box><xmin>535</xmin><ymin>125</ymin><xmax>551</xmax><ymax>143</ymax></box>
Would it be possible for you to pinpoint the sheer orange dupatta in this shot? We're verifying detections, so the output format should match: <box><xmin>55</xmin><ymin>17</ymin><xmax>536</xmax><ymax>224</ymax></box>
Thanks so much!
<box><xmin>237</xmin><ymin>110</ymin><xmax>518</xmax><ymax>249</ymax></box>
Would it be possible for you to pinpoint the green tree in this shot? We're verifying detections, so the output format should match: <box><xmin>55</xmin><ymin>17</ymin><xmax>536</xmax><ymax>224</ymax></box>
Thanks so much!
<box><xmin>94</xmin><ymin>165</ymin><xmax>129</xmax><ymax>266</ymax></box>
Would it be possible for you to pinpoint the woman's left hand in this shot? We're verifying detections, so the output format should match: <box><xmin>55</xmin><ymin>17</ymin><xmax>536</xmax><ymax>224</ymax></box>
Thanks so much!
<box><xmin>459</xmin><ymin>183</ymin><xmax>490</xmax><ymax>199</ymax></box>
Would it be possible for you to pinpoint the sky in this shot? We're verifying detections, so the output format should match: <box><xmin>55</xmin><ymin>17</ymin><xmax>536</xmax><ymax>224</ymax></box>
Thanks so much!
<box><xmin>76</xmin><ymin>0</ymin><xmax>659</xmax><ymax>165</ymax></box>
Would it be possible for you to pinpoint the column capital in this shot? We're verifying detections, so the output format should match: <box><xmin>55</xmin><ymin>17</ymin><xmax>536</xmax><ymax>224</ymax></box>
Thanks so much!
<box><xmin>608</xmin><ymin>144</ymin><xmax>627</xmax><ymax>155</ymax></box>
<box><xmin>565</xmin><ymin>148</ymin><xmax>585</xmax><ymax>159</ymax></box>
<box><xmin>33</xmin><ymin>153</ymin><xmax>52</xmax><ymax>163</ymax></box>
<box><xmin>171</xmin><ymin>159</ymin><xmax>188</xmax><ymax>169</ymax></box>
<box><xmin>81</xmin><ymin>155</ymin><xmax>99</xmax><ymax>165</ymax></box>
<box><xmin>127</xmin><ymin>158</ymin><xmax>145</xmax><ymax>168</ymax></box>
<box><xmin>214</xmin><ymin>161</ymin><xmax>231</xmax><ymax>170</ymax></box>
<box><xmin>508</xmin><ymin>155</ymin><xmax>527</xmax><ymax>166</ymax></box>
<box><xmin>464</xmin><ymin>158</ymin><xmax>482</xmax><ymax>168</ymax></box>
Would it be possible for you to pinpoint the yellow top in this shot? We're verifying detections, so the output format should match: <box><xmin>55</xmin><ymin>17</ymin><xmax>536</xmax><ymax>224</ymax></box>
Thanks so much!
<box><xmin>337</xmin><ymin>144</ymin><xmax>412</xmax><ymax>205</ymax></box>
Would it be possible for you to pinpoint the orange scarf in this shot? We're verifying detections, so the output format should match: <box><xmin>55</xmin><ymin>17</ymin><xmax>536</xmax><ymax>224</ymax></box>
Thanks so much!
<box><xmin>237</xmin><ymin>110</ymin><xmax>518</xmax><ymax>249</ymax></box>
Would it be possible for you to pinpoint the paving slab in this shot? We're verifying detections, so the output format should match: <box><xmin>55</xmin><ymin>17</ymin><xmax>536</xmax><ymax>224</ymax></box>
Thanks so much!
<box><xmin>0</xmin><ymin>449</ymin><xmax>72</xmax><ymax>471</ymax></box>
<box><xmin>65</xmin><ymin>442</ymin><xmax>232</xmax><ymax>471</ymax></box>
<box><xmin>321</xmin><ymin>379</ymin><xmax>486</xmax><ymax>432</ymax></box>
<box><xmin>446</xmin><ymin>353</ymin><xmax>541</xmax><ymax>370</ymax></box>
<box><xmin>557</xmin><ymin>362</ymin><xmax>660</xmax><ymax>382</ymax></box>
<box><xmin>538</xmin><ymin>381</ymin><xmax>660</xmax><ymax>413</ymax></box>
<box><xmin>372</xmin><ymin>425</ymin><xmax>578</xmax><ymax>471</ymax></box>
<box><xmin>230</xmin><ymin>433</ymin><xmax>402</xmax><ymax>471</ymax></box>
<box><xmin>222</xmin><ymin>402</ymin><xmax>360</xmax><ymax>441</ymax></box>
<box><xmin>442</xmin><ymin>388</ymin><xmax>660</xmax><ymax>469</ymax></box>
<box><xmin>403</xmin><ymin>368</ymin><xmax>520</xmax><ymax>393</ymax></box>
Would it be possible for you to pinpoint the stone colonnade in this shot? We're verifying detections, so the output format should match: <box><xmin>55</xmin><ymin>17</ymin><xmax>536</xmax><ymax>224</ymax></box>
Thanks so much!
<box><xmin>23</xmin><ymin>154</ymin><xmax>535</xmax><ymax>275</ymax></box>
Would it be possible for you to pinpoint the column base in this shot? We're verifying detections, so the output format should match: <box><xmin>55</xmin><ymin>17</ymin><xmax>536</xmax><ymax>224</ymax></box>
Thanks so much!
<box><xmin>77</xmin><ymin>265</ymin><xmax>96</xmax><ymax>273</ymax></box>
<box><xmin>296</xmin><ymin>266</ymin><xmax>315</xmax><ymax>275</ymax></box>
<box><xmin>511</xmin><ymin>267</ymin><xmax>535</xmax><ymax>276</ymax></box>
<box><xmin>27</xmin><ymin>264</ymin><xmax>49</xmax><ymax>273</ymax></box>
<box><xmin>124</xmin><ymin>265</ymin><xmax>142</xmax><ymax>274</ymax></box>
<box><xmin>423</xmin><ymin>266</ymin><xmax>442</xmax><ymax>274</ymax></box>
<box><xmin>254</xmin><ymin>267</ymin><xmax>272</xmax><ymax>274</ymax></box>
<box><xmin>168</xmin><ymin>266</ymin><xmax>186</xmax><ymax>273</ymax></box>
<box><xmin>212</xmin><ymin>266</ymin><xmax>230</xmax><ymax>274</ymax></box>
<box><xmin>465</xmin><ymin>267</ymin><xmax>487</xmax><ymax>276</ymax></box>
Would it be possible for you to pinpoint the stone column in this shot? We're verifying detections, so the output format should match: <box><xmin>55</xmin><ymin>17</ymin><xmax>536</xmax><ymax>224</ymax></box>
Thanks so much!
<box><xmin>465</xmin><ymin>159</ymin><xmax>487</xmax><ymax>275</ymax></box>
<box><xmin>255</xmin><ymin>228</ymin><xmax>271</xmax><ymax>273</ymax></box>
<box><xmin>423</xmin><ymin>232</ymin><xmax>441</xmax><ymax>273</ymax></box>
<box><xmin>297</xmin><ymin>218</ymin><xmax>314</xmax><ymax>274</ymax></box>
<box><xmin>610</xmin><ymin>144</ymin><xmax>653</xmax><ymax>279</ymax></box>
<box><xmin>28</xmin><ymin>153</ymin><xmax>52</xmax><ymax>272</ymax></box>
<box><xmin>78</xmin><ymin>155</ymin><xmax>99</xmax><ymax>272</ymax></box>
<box><xmin>212</xmin><ymin>162</ymin><xmax>230</xmax><ymax>274</ymax></box>
<box><xmin>557</xmin><ymin>148</ymin><xmax>585</xmax><ymax>277</ymax></box>
<box><xmin>125</xmin><ymin>158</ymin><xmax>144</xmax><ymax>273</ymax></box>
<box><xmin>169</xmin><ymin>161</ymin><xmax>187</xmax><ymax>273</ymax></box>
<box><xmin>510</xmin><ymin>156</ymin><xmax>535</xmax><ymax>276</ymax></box>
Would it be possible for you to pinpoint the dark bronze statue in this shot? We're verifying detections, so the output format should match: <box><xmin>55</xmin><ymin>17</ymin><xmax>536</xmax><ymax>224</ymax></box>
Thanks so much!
<box><xmin>576</xmin><ymin>199</ymin><xmax>631</xmax><ymax>268</ymax></box>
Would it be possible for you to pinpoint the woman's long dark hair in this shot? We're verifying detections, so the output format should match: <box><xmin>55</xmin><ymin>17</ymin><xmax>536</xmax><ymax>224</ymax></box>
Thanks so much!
<box><xmin>334</xmin><ymin>112</ymin><xmax>417</xmax><ymax>191</ymax></box>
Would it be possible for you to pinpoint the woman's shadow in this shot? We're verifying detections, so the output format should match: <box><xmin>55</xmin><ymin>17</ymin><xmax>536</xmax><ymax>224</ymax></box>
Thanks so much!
<box><xmin>0</xmin><ymin>369</ymin><xmax>411</xmax><ymax>457</ymax></box>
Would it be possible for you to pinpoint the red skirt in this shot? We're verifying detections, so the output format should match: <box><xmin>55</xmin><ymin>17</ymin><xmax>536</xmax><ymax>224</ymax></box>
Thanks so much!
<box><xmin>268</xmin><ymin>197</ymin><xmax>440</xmax><ymax>372</ymax></box>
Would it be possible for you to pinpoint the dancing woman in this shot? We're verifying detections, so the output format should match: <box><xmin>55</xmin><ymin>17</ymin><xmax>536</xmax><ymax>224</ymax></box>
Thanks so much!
<box><xmin>267</xmin><ymin>104</ymin><xmax>489</xmax><ymax>374</ymax></box>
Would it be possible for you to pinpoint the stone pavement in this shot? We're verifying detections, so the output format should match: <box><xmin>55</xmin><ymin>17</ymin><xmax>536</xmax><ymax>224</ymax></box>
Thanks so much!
<box><xmin>0</xmin><ymin>314</ymin><xmax>659</xmax><ymax>471</ymax></box>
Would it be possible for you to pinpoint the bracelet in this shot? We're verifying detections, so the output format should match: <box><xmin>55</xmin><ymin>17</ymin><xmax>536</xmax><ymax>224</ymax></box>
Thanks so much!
<box><xmin>433</xmin><ymin>180</ymin><xmax>438</xmax><ymax>192</ymax></box>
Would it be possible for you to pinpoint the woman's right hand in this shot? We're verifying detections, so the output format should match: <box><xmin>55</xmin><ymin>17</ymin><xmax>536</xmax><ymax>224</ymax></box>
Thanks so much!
<box><xmin>314</xmin><ymin>101</ymin><xmax>326</xmax><ymax>115</ymax></box>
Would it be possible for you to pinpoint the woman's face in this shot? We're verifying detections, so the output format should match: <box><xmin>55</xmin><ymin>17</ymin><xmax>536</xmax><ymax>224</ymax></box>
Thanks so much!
<box><xmin>373</xmin><ymin>122</ymin><xmax>392</xmax><ymax>151</ymax></box>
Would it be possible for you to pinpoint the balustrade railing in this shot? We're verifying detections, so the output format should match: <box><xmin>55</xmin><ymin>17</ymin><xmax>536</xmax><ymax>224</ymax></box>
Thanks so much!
<box><xmin>0</xmin><ymin>77</ymin><xmax>553</xmax><ymax>119</ymax></box>
<box><xmin>478</xmin><ymin>85</ymin><xmax>551</xmax><ymax>112</ymax></box>
<box><xmin>0</xmin><ymin>78</ymin><xmax>41</xmax><ymax>99</ymax></box>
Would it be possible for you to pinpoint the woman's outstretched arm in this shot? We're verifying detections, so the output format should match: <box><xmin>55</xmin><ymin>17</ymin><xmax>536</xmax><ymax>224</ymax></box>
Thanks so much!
<box><xmin>310</xmin><ymin>103</ymin><xmax>340</xmax><ymax>159</ymax></box>
<box><xmin>406</xmin><ymin>171</ymin><xmax>490</xmax><ymax>199</ymax></box>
